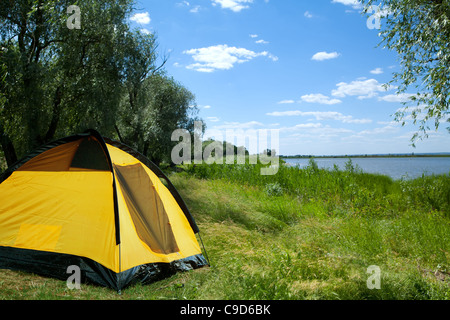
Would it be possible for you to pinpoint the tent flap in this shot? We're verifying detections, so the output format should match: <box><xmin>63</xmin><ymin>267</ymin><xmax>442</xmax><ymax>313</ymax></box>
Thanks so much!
<box><xmin>114</xmin><ymin>163</ymin><xmax>179</xmax><ymax>254</ymax></box>
<box><xmin>104</xmin><ymin>137</ymin><xmax>200</xmax><ymax>234</ymax></box>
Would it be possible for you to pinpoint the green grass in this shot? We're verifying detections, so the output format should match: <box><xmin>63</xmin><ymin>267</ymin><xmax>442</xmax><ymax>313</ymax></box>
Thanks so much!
<box><xmin>0</xmin><ymin>159</ymin><xmax>449</xmax><ymax>299</ymax></box>
<box><xmin>165</xmin><ymin>170</ymin><xmax>450</xmax><ymax>300</ymax></box>
<box><xmin>183</xmin><ymin>159</ymin><xmax>450</xmax><ymax>218</ymax></box>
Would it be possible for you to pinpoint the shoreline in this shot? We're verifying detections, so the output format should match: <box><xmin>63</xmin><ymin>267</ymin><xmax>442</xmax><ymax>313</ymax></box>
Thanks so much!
<box><xmin>281</xmin><ymin>153</ymin><xmax>450</xmax><ymax>159</ymax></box>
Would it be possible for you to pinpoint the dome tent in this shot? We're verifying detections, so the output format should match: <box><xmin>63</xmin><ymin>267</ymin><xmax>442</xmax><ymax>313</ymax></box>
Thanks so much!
<box><xmin>0</xmin><ymin>129</ymin><xmax>208</xmax><ymax>291</ymax></box>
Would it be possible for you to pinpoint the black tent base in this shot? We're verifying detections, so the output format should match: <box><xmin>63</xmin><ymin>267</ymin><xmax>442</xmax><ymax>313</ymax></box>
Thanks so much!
<box><xmin>0</xmin><ymin>246</ymin><xmax>208</xmax><ymax>292</ymax></box>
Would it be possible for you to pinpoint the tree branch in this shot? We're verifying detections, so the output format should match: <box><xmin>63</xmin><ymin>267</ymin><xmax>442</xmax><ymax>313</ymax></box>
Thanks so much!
<box><xmin>151</xmin><ymin>54</ymin><xmax>169</xmax><ymax>76</ymax></box>
<box><xmin>44</xmin><ymin>85</ymin><xmax>63</xmax><ymax>142</ymax></box>
<box><xmin>114</xmin><ymin>124</ymin><xmax>124</xmax><ymax>143</ymax></box>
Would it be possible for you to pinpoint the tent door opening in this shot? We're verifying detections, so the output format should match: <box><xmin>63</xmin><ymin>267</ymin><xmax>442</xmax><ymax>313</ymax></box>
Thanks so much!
<box><xmin>114</xmin><ymin>163</ymin><xmax>179</xmax><ymax>254</ymax></box>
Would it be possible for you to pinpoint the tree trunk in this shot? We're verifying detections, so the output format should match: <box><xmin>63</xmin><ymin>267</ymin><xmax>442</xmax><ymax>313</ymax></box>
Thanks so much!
<box><xmin>114</xmin><ymin>124</ymin><xmax>124</xmax><ymax>143</ymax></box>
<box><xmin>0</xmin><ymin>125</ymin><xmax>18</xmax><ymax>167</ymax></box>
<box><xmin>44</xmin><ymin>85</ymin><xmax>63</xmax><ymax>142</ymax></box>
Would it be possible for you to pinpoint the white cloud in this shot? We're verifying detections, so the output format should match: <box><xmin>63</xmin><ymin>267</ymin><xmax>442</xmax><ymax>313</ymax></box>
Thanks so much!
<box><xmin>183</xmin><ymin>44</ymin><xmax>278</xmax><ymax>72</ymax></box>
<box><xmin>250</xmin><ymin>34</ymin><xmax>270</xmax><ymax>44</ymax></box>
<box><xmin>212</xmin><ymin>0</ymin><xmax>254</xmax><ymax>12</ymax></box>
<box><xmin>267</xmin><ymin>110</ymin><xmax>305</xmax><ymax>117</ymax></box>
<box><xmin>378</xmin><ymin>93</ymin><xmax>415</xmax><ymax>103</ymax></box>
<box><xmin>304</xmin><ymin>11</ymin><xmax>313</xmax><ymax>18</ymax></box>
<box><xmin>281</xmin><ymin>124</ymin><xmax>355</xmax><ymax>141</ymax></box>
<box><xmin>331</xmin><ymin>0</ymin><xmax>362</xmax><ymax>10</ymax></box>
<box><xmin>140</xmin><ymin>28</ymin><xmax>151</xmax><ymax>34</ymax></box>
<box><xmin>266</xmin><ymin>110</ymin><xmax>372</xmax><ymax>124</ymax></box>
<box><xmin>370</xmin><ymin>67</ymin><xmax>384</xmax><ymax>74</ymax></box>
<box><xmin>331</xmin><ymin>78</ymin><xmax>387</xmax><ymax>99</ymax></box>
<box><xmin>357</xmin><ymin>125</ymin><xmax>399</xmax><ymax>135</ymax></box>
<box><xmin>312</xmin><ymin>51</ymin><xmax>340</xmax><ymax>61</ymax></box>
<box><xmin>301</xmin><ymin>93</ymin><xmax>342</xmax><ymax>105</ymax></box>
<box><xmin>266</xmin><ymin>53</ymin><xmax>279</xmax><ymax>61</ymax></box>
<box><xmin>277</xmin><ymin>100</ymin><xmax>295</xmax><ymax>104</ymax></box>
<box><xmin>177</xmin><ymin>1</ymin><xmax>201</xmax><ymax>12</ymax></box>
<box><xmin>130</xmin><ymin>12</ymin><xmax>151</xmax><ymax>24</ymax></box>
<box><xmin>293</xmin><ymin>123</ymin><xmax>323</xmax><ymax>129</ymax></box>
<box><xmin>210</xmin><ymin>121</ymin><xmax>264</xmax><ymax>130</ymax></box>
<box><xmin>281</xmin><ymin>123</ymin><xmax>323</xmax><ymax>131</ymax></box>
<box><xmin>207</xmin><ymin>116</ymin><xmax>220</xmax><ymax>122</ymax></box>
<box><xmin>177</xmin><ymin>1</ymin><xmax>190</xmax><ymax>7</ymax></box>
<box><xmin>203</xmin><ymin>105</ymin><xmax>212</xmax><ymax>109</ymax></box>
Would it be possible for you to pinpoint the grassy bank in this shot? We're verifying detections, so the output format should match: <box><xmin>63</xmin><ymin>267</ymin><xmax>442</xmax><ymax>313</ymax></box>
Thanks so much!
<box><xmin>184</xmin><ymin>159</ymin><xmax>450</xmax><ymax>218</ymax></box>
<box><xmin>171</xmin><ymin>160</ymin><xmax>450</xmax><ymax>299</ymax></box>
<box><xmin>0</xmin><ymin>160</ymin><xmax>449</xmax><ymax>299</ymax></box>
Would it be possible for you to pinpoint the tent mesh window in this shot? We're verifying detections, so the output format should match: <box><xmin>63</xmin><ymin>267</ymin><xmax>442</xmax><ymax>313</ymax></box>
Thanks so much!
<box><xmin>70</xmin><ymin>137</ymin><xmax>110</xmax><ymax>170</ymax></box>
<box><xmin>114</xmin><ymin>163</ymin><xmax>179</xmax><ymax>254</ymax></box>
<box><xmin>17</xmin><ymin>137</ymin><xmax>110</xmax><ymax>172</ymax></box>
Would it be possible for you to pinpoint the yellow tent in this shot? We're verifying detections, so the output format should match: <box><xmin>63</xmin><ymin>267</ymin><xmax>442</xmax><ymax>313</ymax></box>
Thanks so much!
<box><xmin>0</xmin><ymin>130</ymin><xmax>208</xmax><ymax>291</ymax></box>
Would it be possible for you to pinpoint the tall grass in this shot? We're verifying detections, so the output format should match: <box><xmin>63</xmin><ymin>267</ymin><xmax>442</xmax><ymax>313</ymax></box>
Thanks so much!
<box><xmin>0</xmin><ymin>158</ymin><xmax>448</xmax><ymax>299</ymax></box>
<box><xmin>166</xmin><ymin>158</ymin><xmax>450</xmax><ymax>299</ymax></box>
<box><xmin>167</xmin><ymin>168</ymin><xmax>450</xmax><ymax>300</ymax></box>
<box><xmin>183</xmin><ymin>158</ymin><xmax>450</xmax><ymax>218</ymax></box>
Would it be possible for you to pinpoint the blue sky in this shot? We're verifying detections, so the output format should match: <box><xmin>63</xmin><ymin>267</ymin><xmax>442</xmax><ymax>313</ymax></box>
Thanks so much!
<box><xmin>130</xmin><ymin>0</ymin><xmax>450</xmax><ymax>156</ymax></box>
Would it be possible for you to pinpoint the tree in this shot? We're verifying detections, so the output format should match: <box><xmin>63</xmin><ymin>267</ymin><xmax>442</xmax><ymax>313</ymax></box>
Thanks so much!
<box><xmin>0</xmin><ymin>0</ymin><xmax>135</xmax><ymax>164</ymax></box>
<box><xmin>114</xmin><ymin>30</ymin><xmax>166</xmax><ymax>154</ymax></box>
<box><xmin>360</xmin><ymin>0</ymin><xmax>450</xmax><ymax>144</ymax></box>
<box><xmin>117</xmin><ymin>72</ymin><xmax>201</xmax><ymax>166</ymax></box>
<box><xmin>50</xmin><ymin>0</ymin><xmax>134</xmax><ymax>139</ymax></box>
<box><xmin>0</xmin><ymin>1</ymin><xmax>201</xmax><ymax>167</ymax></box>
<box><xmin>0</xmin><ymin>53</ymin><xmax>13</xmax><ymax>169</ymax></box>
<box><xmin>112</xmin><ymin>28</ymin><xmax>201</xmax><ymax>165</ymax></box>
<box><xmin>202</xmin><ymin>138</ymin><xmax>249</xmax><ymax>160</ymax></box>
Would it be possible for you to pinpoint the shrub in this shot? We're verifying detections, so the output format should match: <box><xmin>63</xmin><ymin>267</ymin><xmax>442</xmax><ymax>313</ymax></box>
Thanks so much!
<box><xmin>264</xmin><ymin>182</ymin><xmax>283</xmax><ymax>197</ymax></box>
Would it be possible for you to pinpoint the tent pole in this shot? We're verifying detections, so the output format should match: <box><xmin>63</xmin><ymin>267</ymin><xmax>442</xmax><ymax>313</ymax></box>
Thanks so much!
<box><xmin>116</xmin><ymin>242</ymin><xmax>122</xmax><ymax>294</ymax></box>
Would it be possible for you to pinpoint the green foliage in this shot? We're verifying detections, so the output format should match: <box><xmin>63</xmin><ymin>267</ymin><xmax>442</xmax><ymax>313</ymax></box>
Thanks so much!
<box><xmin>0</xmin><ymin>0</ymin><xmax>133</xmax><ymax>155</ymax></box>
<box><xmin>183</xmin><ymin>159</ymin><xmax>450</xmax><ymax>217</ymax></box>
<box><xmin>264</xmin><ymin>182</ymin><xmax>284</xmax><ymax>197</ymax></box>
<box><xmin>400</xmin><ymin>173</ymin><xmax>450</xmax><ymax>213</ymax></box>
<box><xmin>0</xmin><ymin>168</ymin><xmax>449</xmax><ymax>299</ymax></box>
<box><xmin>0</xmin><ymin>0</ymin><xmax>200</xmax><ymax>167</ymax></box>
<box><xmin>307</xmin><ymin>158</ymin><xmax>319</xmax><ymax>173</ymax></box>
<box><xmin>165</xmin><ymin>172</ymin><xmax>450</xmax><ymax>300</ymax></box>
<box><xmin>360</xmin><ymin>0</ymin><xmax>450</xmax><ymax>143</ymax></box>
<box><xmin>202</xmin><ymin>138</ymin><xmax>250</xmax><ymax>161</ymax></box>
<box><xmin>112</xmin><ymin>28</ymin><xmax>198</xmax><ymax>165</ymax></box>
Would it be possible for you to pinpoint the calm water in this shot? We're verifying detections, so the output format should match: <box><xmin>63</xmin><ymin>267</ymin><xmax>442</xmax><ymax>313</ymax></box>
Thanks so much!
<box><xmin>283</xmin><ymin>157</ymin><xmax>450</xmax><ymax>180</ymax></box>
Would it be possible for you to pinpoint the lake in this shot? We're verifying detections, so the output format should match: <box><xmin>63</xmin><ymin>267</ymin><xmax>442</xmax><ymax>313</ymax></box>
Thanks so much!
<box><xmin>283</xmin><ymin>157</ymin><xmax>450</xmax><ymax>180</ymax></box>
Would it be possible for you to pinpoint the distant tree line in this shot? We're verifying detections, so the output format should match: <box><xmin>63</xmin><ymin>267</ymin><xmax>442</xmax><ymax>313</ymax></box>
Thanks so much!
<box><xmin>0</xmin><ymin>0</ymin><xmax>202</xmax><ymax>167</ymax></box>
<box><xmin>202</xmin><ymin>138</ymin><xmax>250</xmax><ymax>158</ymax></box>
